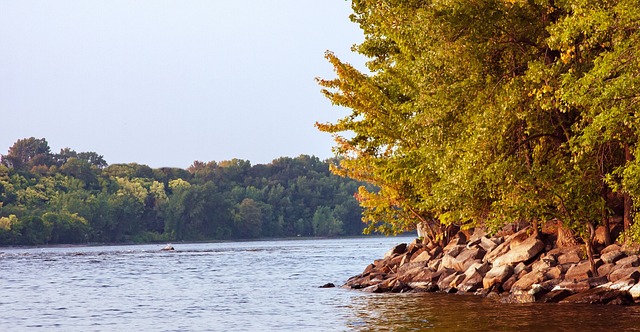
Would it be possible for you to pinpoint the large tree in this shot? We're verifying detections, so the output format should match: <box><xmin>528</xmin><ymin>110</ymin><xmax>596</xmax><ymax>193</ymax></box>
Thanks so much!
<box><xmin>318</xmin><ymin>0</ymin><xmax>640</xmax><ymax>250</ymax></box>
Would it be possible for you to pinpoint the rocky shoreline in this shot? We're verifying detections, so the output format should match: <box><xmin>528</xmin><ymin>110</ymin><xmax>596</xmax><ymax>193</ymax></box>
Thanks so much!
<box><xmin>344</xmin><ymin>227</ymin><xmax>640</xmax><ymax>304</ymax></box>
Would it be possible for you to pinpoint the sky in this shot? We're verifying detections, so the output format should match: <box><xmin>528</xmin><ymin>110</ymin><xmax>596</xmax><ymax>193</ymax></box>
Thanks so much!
<box><xmin>0</xmin><ymin>1</ymin><xmax>366</xmax><ymax>168</ymax></box>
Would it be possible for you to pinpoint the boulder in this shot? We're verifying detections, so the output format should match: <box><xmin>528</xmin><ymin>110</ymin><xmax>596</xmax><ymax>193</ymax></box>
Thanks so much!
<box><xmin>565</xmin><ymin>261</ymin><xmax>594</xmax><ymax>282</ymax></box>
<box><xmin>513</xmin><ymin>262</ymin><xmax>527</xmax><ymax>275</ymax></box>
<box><xmin>450</xmin><ymin>248</ymin><xmax>485</xmax><ymax>272</ymax></box>
<box><xmin>483</xmin><ymin>264</ymin><xmax>514</xmax><ymax>290</ymax></box>
<box><xmin>555</xmin><ymin>280</ymin><xmax>592</xmax><ymax>293</ymax></box>
<box><xmin>615</xmin><ymin>255</ymin><xmax>640</xmax><ymax>268</ymax></box>
<box><xmin>502</xmin><ymin>275</ymin><xmax>517</xmax><ymax>292</ymax></box>
<box><xmin>411</xmin><ymin>250</ymin><xmax>431</xmax><ymax>263</ymax></box>
<box><xmin>384</xmin><ymin>243</ymin><xmax>407</xmax><ymax>259</ymax></box>
<box><xmin>537</xmin><ymin>289</ymin><xmax>574</xmax><ymax>303</ymax></box>
<box><xmin>545</xmin><ymin>266</ymin><xmax>563</xmax><ymax>280</ymax></box>
<box><xmin>511</xmin><ymin>270</ymin><xmax>547</xmax><ymax>291</ymax></box>
<box><xmin>492</xmin><ymin>235</ymin><xmax>545</xmax><ymax>267</ymax></box>
<box><xmin>588</xmin><ymin>276</ymin><xmax>609</xmax><ymax>288</ymax></box>
<box><xmin>628</xmin><ymin>283</ymin><xmax>640</xmax><ymax>300</ymax></box>
<box><xmin>436</xmin><ymin>270</ymin><xmax>458</xmax><ymax>291</ymax></box>
<box><xmin>531</xmin><ymin>255</ymin><xmax>557</xmax><ymax>272</ymax></box>
<box><xmin>601</xmin><ymin>243</ymin><xmax>622</xmax><ymax>254</ymax></box>
<box><xmin>408</xmin><ymin>281</ymin><xmax>438</xmax><ymax>292</ymax></box>
<box><xmin>600</xmin><ymin>250</ymin><xmax>625</xmax><ymax>264</ymax></box>
<box><xmin>448</xmin><ymin>273</ymin><xmax>467</xmax><ymax>289</ymax></box>
<box><xmin>479</xmin><ymin>237</ymin><xmax>498</xmax><ymax>253</ymax></box>
<box><xmin>608</xmin><ymin>267</ymin><xmax>640</xmax><ymax>283</ymax></box>
<box><xmin>556</xmin><ymin>249</ymin><xmax>582</xmax><ymax>265</ymax></box>
<box><xmin>484</xmin><ymin>228</ymin><xmax>531</xmax><ymax>263</ymax></box>
<box><xmin>428</xmin><ymin>257</ymin><xmax>441</xmax><ymax>271</ymax></box>
<box><xmin>444</xmin><ymin>245</ymin><xmax>466</xmax><ymax>258</ymax></box>
<box><xmin>597</xmin><ymin>263</ymin><xmax>616</xmax><ymax>278</ymax></box>
<box><xmin>607</xmin><ymin>278</ymin><xmax>636</xmax><ymax>290</ymax></box>
<box><xmin>397</xmin><ymin>261</ymin><xmax>428</xmax><ymax>276</ymax></box>
<box><xmin>560</xmin><ymin>287</ymin><xmax>634</xmax><ymax>305</ymax></box>
<box><xmin>440</xmin><ymin>254</ymin><xmax>458</xmax><ymax>271</ymax></box>
<box><xmin>458</xmin><ymin>270</ymin><xmax>484</xmax><ymax>293</ymax></box>
<box><xmin>319</xmin><ymin>283</ymin><xmax>335</xmax><ymax>288</ymax></box>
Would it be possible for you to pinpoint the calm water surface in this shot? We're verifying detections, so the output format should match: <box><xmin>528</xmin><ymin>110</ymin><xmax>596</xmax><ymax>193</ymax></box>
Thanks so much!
<box><xmin>1</xmin><ymin>236</ymin><xmax>639</xmax><ymax>331</ymax></box>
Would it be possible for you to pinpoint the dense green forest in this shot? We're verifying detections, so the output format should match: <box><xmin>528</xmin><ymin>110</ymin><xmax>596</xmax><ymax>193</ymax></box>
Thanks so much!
<box><xmin>0</xmin><ymin>137</ymin><xmax>366</xmax><ymax>245</ymax></box>
<box><xmin>318</xmin><ymin>0</ymin><xmax>640</xmax><ymax>255</ymax></box>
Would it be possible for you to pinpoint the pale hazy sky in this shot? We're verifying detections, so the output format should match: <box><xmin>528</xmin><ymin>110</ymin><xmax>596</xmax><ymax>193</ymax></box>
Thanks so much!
<box><xmin>0</xmin><ymin>1</ymin><xmax>365</xmax><ymax>168</ymax></box>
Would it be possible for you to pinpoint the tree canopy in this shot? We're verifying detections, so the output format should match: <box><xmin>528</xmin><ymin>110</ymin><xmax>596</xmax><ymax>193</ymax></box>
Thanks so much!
<box><xmin>0</xmin><ymin>138</ymin><xmax>366</xmax><ymax>245</ymax></box>
<box><xmin>318</xmin><ymin>0</ymin><xmax>640</xmax><ymax>248</ymax></box>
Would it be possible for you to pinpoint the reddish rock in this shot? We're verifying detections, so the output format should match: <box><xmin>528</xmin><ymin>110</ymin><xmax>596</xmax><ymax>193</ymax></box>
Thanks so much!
<box><xmin>587</xmin><ymin>276</ymin><xmax>609</xmax><ymax>288</ymax></box>
<box><xmin>458</xmin><ymin>270</ymin><xmax>484</xmax><ymax>293</ymax></box>
<box><xmin>479</xmin><ymin>237</ymin><xmax>498</xmax><ymax>253</ymax></box>
<box><xmin>555</xmin><ymin>280</ymin><xmax>591</xmax><ymax>293</ymax></box>
<box><xmin>483</xmin><ymin>264</ymin><xmax>513</xmax><ymax>290</ymax></box>
<box><xmin>513</xmin><ymin>262</ymin><xmax>527</xmax><ymax>275</ymax></box>
<box><xmin>427</xmin><ymin>257</ymin><xmax>441</xmax><ymax>271</ymax></box>
<box><xmin>484</xmin><ymin>228</ymin><xmax>531</xmax><ymax>263</ymax></box>
<box><xmin>538</xmin><ymin>289</ymin><xmax>574</xmax><ymax>303</ymax></box>
<box><xmin>545</xmin><ymin>266</ymin><xmax>563</xmax><ymax>280</ymax></box>
<box><xmin>440</xmin><ymin>254</ymin><xmax>458</xmax><ymax>271</ymax></box>
<box><xmin>511</xmin><ymin>270</ymin><xmax>547</xmax><ymax>291</ymax></box>
<box><xmin>565</xmin><ymin>261</ymin><xmax>593</xmax><ymax>282</ymax></box>
<box><xmin>429</xmin><ymin>246</ymin><xmax>443</xmax><ymax>258</ymax></box>
<box><xmin>411</xmin><ymin>250</ymin><xmax>431</xmax><ymax>263</ymax></box>
<box><xmin>531</xmin><ymin>256</ymin><xmax>557</xmax><ymax>272</ymax></box>
<box><xmin>408</xmin><ymin>281</ymin><xmax>438</xmax><ymax>292</ymax></box>
<box><xmin>597</xmin><ymin>263</ymin><xmax>616</xmax><ymax>278</ymax></box>
<box><xmin>557</xmin><ymin>249</ymin><xmax>582</xmax><ymax>265</ymax></box>
<box><xmin>436</xmin><ymin>270</ymin><xmax>458</xmax><ymax>291</ymax></box>
<box><xmin>444</xmin><ymin>245</ymin><xmax>466</xmax><ymax>258</ymax></box>
<box><xmin>492</xmin><ymin>235</ymin><xmax>545</xmax><ymax>267</ymax></box>
<box><xmin>601</xmin><ymin>243</ymin><xmax>622</xmax><ymax>254</ymax></box>
<box><xmin>600</xmin><ymin>250</ymin><xmax>625</xmax><ymax>264</ymax></box>
<box><xmin>502</xmin><ymin>275</ymin><xmax>517</xmax><ymax>292</ymax></box>
<box><xmin>363</xmin><ymin>263</ymin><xmax>375</xmax><ymax>275</ymax></box>
<box><xmin>384</xmin><ymin>243</ymin><xmax>407</xmax><ymax>259</ymax></box>
<box><xmin>615</xmin><ymin>255</ymin><xmax>640</xmax><ymax>268</ymax></box>
<box><xmin>397</xmin><ymin>261</ymin><xmax>428</xmax><ymax>276</ymax></box>
<box><xmin>560</xmin><ymin>287</ymin><xmax>634</xmax><ymax>305</ymax></box>
<box><xmin>448</xmin><ymin>273</ymin><xmax>467</xmax><ymax>289</ymax></box>
<box><xmin>608</xmin><ymin>267</ymin><xmax>640</xmax><ymax>283</ymax></box>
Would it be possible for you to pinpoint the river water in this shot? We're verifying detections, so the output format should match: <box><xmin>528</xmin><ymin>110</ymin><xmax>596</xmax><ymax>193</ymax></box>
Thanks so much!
<box><xmin>1</xmin><ymin>236</ymin><xmax>639</xmax><ymax>331</ymax></box>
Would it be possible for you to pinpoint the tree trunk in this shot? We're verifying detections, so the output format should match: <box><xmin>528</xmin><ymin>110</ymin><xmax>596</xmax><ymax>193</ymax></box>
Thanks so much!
<box><xmin>601</xmin><ymin>186</ymin><xmax>612</xmax><ymax>246</ymax></box>
<box><xmin>624</xmin><ymin>143</ymin><xmax>633</xmax><ymax>242</ymax></box>
<box><xmin>586</xmin><ymin>222</ymin><xmax>598</xmax><ymax>277</ymax></box>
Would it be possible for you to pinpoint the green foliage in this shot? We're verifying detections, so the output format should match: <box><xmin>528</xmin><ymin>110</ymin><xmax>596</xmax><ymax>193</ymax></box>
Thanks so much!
<box><xmin>318</xmin><ymin>0</ymin><xmax>640</xmax><ymax>244</ymax></box>
<box><xmin>0</xmin><ymin>138</ymin><xmax>367</xmax><ymax>244</ymax></box>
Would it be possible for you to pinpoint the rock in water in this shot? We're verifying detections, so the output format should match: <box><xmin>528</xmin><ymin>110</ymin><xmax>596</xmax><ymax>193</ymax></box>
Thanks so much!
<box><xmin>319</xmin><ymin>283</ymin><xmax>336</xmax><ymax>288</ymax></box>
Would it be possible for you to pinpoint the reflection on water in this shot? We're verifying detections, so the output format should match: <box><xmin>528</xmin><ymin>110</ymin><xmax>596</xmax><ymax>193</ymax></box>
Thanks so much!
<box><xmin>346</xmin><ymin>292</ymin><xmax>640</xmax><ymax>332</ymax></box>
<box><xmin>1</xmin><ymin>237</ymin><xmax>639</xmax><ymax>331</ymax></box>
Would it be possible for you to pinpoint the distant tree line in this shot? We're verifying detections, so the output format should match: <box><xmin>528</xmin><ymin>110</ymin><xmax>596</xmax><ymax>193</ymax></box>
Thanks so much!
<box><xmin>0</xmin><ymin>137</ymin><xmax>367</xmax><ymax>245</ymax></box>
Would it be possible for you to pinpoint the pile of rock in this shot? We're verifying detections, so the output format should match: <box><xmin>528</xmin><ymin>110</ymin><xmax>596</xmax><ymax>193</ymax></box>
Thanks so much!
<box><xmin>344</xmin><ymin>228</ymin><xmax>640</xmax><ymax>304</ymax></box>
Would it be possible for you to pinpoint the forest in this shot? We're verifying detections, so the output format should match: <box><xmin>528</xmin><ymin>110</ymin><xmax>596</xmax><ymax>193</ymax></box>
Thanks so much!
<box><xmin>0</xmin><ymin>137</ymin><xmax>366</xmax><ymax>245</ymax></box>
<box><xmin>318</xmin><ymin>0</ymin><xmax>640</xmax><ymax>256</ymax></box>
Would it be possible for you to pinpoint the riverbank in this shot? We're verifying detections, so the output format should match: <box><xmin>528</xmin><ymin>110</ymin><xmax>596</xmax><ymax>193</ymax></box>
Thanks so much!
<box><xmin>343</xmin><ymin>226</ymin><xmax>640</xmax><ymax>304</ymax></box>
